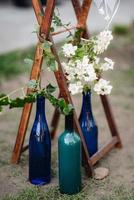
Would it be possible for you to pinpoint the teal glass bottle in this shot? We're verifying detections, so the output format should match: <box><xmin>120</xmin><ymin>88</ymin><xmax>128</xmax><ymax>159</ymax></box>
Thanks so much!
<box><xmin>58</xmin><ymin>114</ymin><xmax>81</xmax><ymax>195</ymax></box>
<box><xmin>29</xmin><ymin>95</ymin><xmax>51</xmax><ymax>185</ymax></box>
<box><xmin>79</xmin><ymin>91</ymin><xmax>98</xmax><ymax>157</ymax></box>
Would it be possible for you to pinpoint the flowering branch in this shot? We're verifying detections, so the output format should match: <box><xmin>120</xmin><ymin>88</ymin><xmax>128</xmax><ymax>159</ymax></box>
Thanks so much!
<box><xmin>61</xmin><ymin>30</ymin><xmax>114</xmax><ymax>95</ymax></box>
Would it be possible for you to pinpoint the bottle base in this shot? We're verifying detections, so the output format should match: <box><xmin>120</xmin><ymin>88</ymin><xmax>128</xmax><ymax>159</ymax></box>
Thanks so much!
<box><xmin>29</xmin><ymin>176</ymin><xmax>50</xmax><ymax>186</ymax></box>
<box><xmin>60</xmin><ymin>190</ymin><xmax>81</xmax><ymax>195</ymax></box>
<box><xmin>60</xmin><ymin>186</ymin><xmax>81</xmax><ymax>195</ymax></box>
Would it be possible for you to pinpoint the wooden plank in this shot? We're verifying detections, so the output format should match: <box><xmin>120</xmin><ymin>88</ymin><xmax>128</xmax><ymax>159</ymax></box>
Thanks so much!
<box><xmin>71</xmin><ymin>0</ymin><xmax>90</xmax><ymax>40</ymax></box>
<box><xmin>51</xmin><ymin>25</ymin><xmax>79</xmax><ymax>36</ymax></box>
<box><xmin>11</xmin><ymin>0</ymin><xmax>56</xmax><ymax>164</ymax></box>
<box><xmin>11</xmin><ymin>104</ymin><xmax>32</xmax><ymax>163</ymax></box>
<box><xmin>40</xmin><ymin>0</ymin><xmax>56</xmax><ymax>39</ymax></box>
<box><xmin>11</xmin><ymin>43</ymin><xmax>44</xmax><ymax>164</ymax></box>
<box><xmin>78</xmin><ymin>0</ymin><xmax>92</xmax><ymax>27</ymax></box>
<box><xmin>100</xmin><ymin>95</ymin><xmax>122</xmax><ymax>148</ymax></box>
<box><xmin>21</xmin><ymin>145</ymin><xmax>29</xmax><ymax>153</ymax></box>
<box><xmin>90</xmin><ymin>136</ymin><xmax>118</xmax><ymax>165</ymax></box>
<box><xmin>50</xmin><ymin>109</ymin><xmax>60</xmax><ymax>139</ymax></box>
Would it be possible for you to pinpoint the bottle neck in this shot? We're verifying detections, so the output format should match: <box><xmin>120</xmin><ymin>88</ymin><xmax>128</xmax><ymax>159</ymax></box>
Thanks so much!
<box><xmin>81</xmin><ymin>91</ymin><xmax>93</xmax><ymax>117</ymax></box>
<box><xmin>36</xmin><ymin>95</ymin><xmax>45</xmax><ymax>118</ymax></box>
<box><xmin>65</xmin><ymin>113</ymin><xmax>74</xmax><ymax>132</ymax></box>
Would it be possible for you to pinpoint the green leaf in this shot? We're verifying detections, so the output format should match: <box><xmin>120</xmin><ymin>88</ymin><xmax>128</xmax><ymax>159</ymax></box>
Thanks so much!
<box><xmin>49</xmin><ymin>59</ymin><xmax>58</xmax><ymax>71</ymax></box>
<box><xmin>42</xmin><ymin>41</ymin><xmax>52</xmax><ymax>50</ymax></box>
<box><xmin>46</xmin><ymin>84</ymin><xmax>56</xmax><ymax>94</ymax></box>
<box><xmin>24</xmin><ymin>58</ymin><xmax>33</xmax><ymax>66</ymax></box>
<box><xmin>58</xmin><ymin>98</ymin><xmax>66</xmax><ymax>108</ymax></box>
<box><xmin>27</xmin><ymin>79</ymin><xmax>38</xmax><ymax>89</ymax></box>
<box><xmin>0</xmin><ymin>94</ymin><xmax>9</xmax><ymax>105</ymax></box>
<box><xmin>0</xmin><ymin>106</ymin><xmax>2</xmax><ymax>112</ymax></box>
<box><xmin>63</xmin><ymin>104</ymin><xmax>74</xmax><ymax>115</ymax></box>
<box><xmin>32</xmin><ymin>24</ymin><xmax>40</xmax><ymax>34</ymax></box>
<box><xmin>0</xmin><ymin>93</ymin><xmax>7</xmax><ymax>98</ymax></box>
<box><xmin>9</xmin><ymin>98</ymin><xmax>25</xmax><ymax>108</ymax></box>
<box><xmin>25</xmin><ymin>93</ymin><xmax>37</xmax><ymax>103</ymax></box>
<box><xmin>52</xmin><ymin>12</ymin><xmax>62</xmax><ymax>27</ymax></box>
<box><xmin>65</xmin><ymin>22</ymin><xmax>71</xmax><ymax>26</ymax></box>
<box><xmin>50</xmin><ymin>27</ymin><xmax>55</xmax><ymax>33</ymax></box>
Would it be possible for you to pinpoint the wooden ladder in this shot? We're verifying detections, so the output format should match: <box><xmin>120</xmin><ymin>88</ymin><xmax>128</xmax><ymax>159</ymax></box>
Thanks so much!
<box><xmin>11</xmin><ymin>0</ymin><xmax>122</xmax><ymax>177</ymax></box>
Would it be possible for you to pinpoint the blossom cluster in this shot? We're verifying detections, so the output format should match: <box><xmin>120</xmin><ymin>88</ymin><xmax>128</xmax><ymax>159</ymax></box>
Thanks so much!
<box><xmin>93</xmin><ymin>30</ymin><xmax>113</xmax><ymax>54</ymax></box>
<box><xmin>62</xmin><ymin>30</ymin><xmax>114</xmax><ymax>95</ymax></box>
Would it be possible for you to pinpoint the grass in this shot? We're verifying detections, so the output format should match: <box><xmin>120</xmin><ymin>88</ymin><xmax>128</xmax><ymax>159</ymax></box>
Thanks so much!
<box><xmin>2</xmin><ymin>180</ymin><xmax>134</xmax><ymax>200</ymax></box>
<box><xmin>2</xmin><ymin>186</ymin><xmax>86</xmax><ymax>200</ymax></box>
<box><xmin>100</xmin><ymin>186</ymin><xmax>134</xmax><ymax>200</ymax></box>
<box><xmin>113</xmin><ymin>24</ymin><xmax>129</xmax><ymax>35</ymax></box>
<box><xmin>0</xmin><ymin>47</ymin><xmax>35</xmax><ymax>80</ymax></box>
<box><xmin>0</xmin><ymin>41</ymin><xmax>64</xmax><ymax>83</ymax></box>
<box><xmin>112</xmin><ymin>23</ymin><xmax>134</xmax><ymax>43</ymax></box>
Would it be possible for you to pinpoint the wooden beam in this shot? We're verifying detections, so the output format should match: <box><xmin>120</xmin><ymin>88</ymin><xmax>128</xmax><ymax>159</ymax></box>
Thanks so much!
<box><xmin>11</xmin><ymin>43</ymin><xmax>44</xmax><ymax>164</ymax></box>
<box><xmin>21</xmin><ymin>145</ymin><xmax>29</xmax><ymax>153</ymax></box>
<box><xmin>90</xmin><ymin>136</ymin><xmax>118</xmax><ymax>165</ymax></box>
<box><xmin>100</xmin><ymin>95</ymin><xmax>122</xmax><ymax>148</ymax></box>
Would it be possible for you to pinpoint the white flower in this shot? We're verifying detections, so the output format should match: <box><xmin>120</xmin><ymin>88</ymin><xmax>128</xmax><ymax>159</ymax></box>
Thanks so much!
<box><xmin>62</xmin><ymin>62</ymin><xmax>75</xmax><ymax>75</ymax></box>
<box><xmin>94</xmin><ymin>78</ymin><xmax>112</xmax><ymax>95</ymax></box>
<box><xmin>94</xmin><ymin>30</ymin><xmax>113</xmax><ymax>54</ymax></box>
<box><xmin>100</xmin><ymin>57</ymin><xmax>114</xmax><ymax>71</ymax></box>
<box><xmin>62</xmin><ymin>43</ymin><xmax>77</xmax><ymax>57</ymax></box>
<box><xmin>94</xmin><ymin>57</ymin><xmax>100</xmax><ymax>64</ymax></box>
<box><xmin>85</xmin><ymin>64</ymin><xmax>97</xmax><ymax>82</ymax></box>
<box><xmin>81</xmin><ymin>56</ymin><xmax>89</xmax><ymax>67</ymax></box>
<box><xmin>68</xmin><ymin>82</ymin><xmax>83</xmax><ymax>95</ymax></box>
<box><xmin>67</xmin><ymin>74</ymin><xmax>75</xmax><ymax>81</ymax></box>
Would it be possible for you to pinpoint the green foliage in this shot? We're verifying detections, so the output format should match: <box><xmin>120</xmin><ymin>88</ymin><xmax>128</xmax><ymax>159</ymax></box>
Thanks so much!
<box><xmin>113</xmin><ymin>24</ymin><xmax>129</xmax><ymax>35</ymax></box>
<box><xmin>46</xmin><ymin>84</ymin><xmax>56</xmax><ymax>93</ymax></box>
<box><xmin>32</xmin><ymin>24</ymin><xmax>40</xmax><ymax>34</ymax></box>
<box><xmin>51</xmin><ymin>9</ymin><xmax>72</xmax><ymax>38</ymax></box>
<box><xmin>27</xmin><ymin>79</ymin><xmax>39</xmax><ymax>89</ymax></box>
<box><xmin>42</xmin><ymin>41</ymin><xmax>58</xmax><ymax>71</ymax></box>
<box><xmin>73</xmin><ymin>28</ymin><xmax>85</xmax><ymax>44</ymax></box>
<box><xmin>24</xmin><ymin>58</ymin><xmax>33</xmax><ymax>66</ymax></box>
<box><xmin>70</xmin><ymin>38</ymin><xmax>97</xmax><ymax>63</ymax></box>
<box><xmin>52</xmin><ymin>10</ymin><xmax>71</xmax><ymax>30</ymax></box>
<box><xmin>52</xmin><ymin>11</ymin><xmax>63</xmax><ymax>28</ymax></box>
<box><xmin>0</xmin><ymin>82</ymin><xmax>73</xmax><ymax>116</ymax></box>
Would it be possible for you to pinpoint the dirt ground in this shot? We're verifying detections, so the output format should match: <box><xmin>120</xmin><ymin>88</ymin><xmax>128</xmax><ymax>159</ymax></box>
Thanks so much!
<box><xmin>0</xmin><ymin>35</ymin><xmax>134</xmax><ymax>199</ymax></box>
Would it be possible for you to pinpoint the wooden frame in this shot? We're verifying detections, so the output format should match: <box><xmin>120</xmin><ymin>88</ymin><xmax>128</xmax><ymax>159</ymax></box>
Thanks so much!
<box><xmin>11</xmin><ymin>0</ymin><xmax>122</xmax><ymax>177</ymax></box>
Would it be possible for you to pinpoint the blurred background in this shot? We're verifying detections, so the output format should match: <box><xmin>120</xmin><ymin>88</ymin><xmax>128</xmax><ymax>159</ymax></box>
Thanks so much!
<box><xmin>0</xmin><ymin>0</ymin><xmax>134</xmax><ymax>53</ymax></box>
<box><xmin>0</xmin><ymin>1</ymin><xmax>134</xmax><ymax>200</ymax></box>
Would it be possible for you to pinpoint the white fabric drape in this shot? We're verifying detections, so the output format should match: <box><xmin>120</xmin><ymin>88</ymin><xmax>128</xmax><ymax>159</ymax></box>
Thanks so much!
<box><xmin>93</xmin><ymin>0</ymin><xmax>120</xmax><ymax>29</ymax></box>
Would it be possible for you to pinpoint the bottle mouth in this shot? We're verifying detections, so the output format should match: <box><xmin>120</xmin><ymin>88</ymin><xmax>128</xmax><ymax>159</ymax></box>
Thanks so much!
<box><xmin>82</xmin><ymin>91</ymin><xmax>91</xmax><ymax>96</ymax></box>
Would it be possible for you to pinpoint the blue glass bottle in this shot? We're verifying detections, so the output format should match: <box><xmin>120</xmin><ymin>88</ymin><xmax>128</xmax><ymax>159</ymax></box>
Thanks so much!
<box><xmin>29</xmin><ymin>95</ymin><xmax>51</xmax><ymax>185</ymax></box>
<box><xmin>79</xmin><ymin>91</ymin><xmax>98</xmax><ymax>157</ymax></box>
